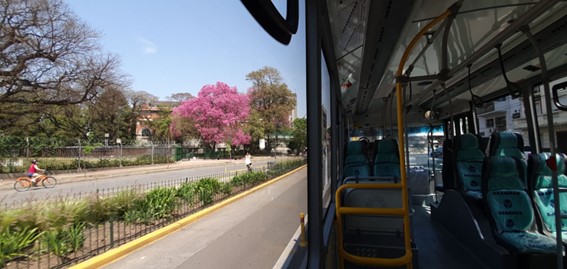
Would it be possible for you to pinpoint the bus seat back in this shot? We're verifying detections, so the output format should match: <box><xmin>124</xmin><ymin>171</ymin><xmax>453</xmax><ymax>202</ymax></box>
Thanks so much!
<box><xmin>344</xmin><ymin>155</ymin><xmax>370</xmax><ymax>178</ymax></box>
<box><xmin>482</xmin><ymin>156</ymin><xmax>557</xmax><ymax>253</ymax></box>
<box><xmin>374</xmin><ymin>139</ymin><xmax>400</xmax><ymax>178</ymax></box>
<box><xmin>489</xmin><ymin>131</ymin><xmax>527</xmax><ymax>186</ymax></box>
<box><xmin>455</xmin><ymin>133</ymin><xmax>485</xmax><ymax>199</ymax></box>
<box><xmin>529</xmin><ymin>153</ymin><xmax>567</xmax><ymax>233</ymax></box>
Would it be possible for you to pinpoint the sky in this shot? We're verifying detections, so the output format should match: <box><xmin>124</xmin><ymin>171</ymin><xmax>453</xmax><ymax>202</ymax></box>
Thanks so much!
<box><xmin>65</xmin><ymin>0</ymin><xmax>306</xmax><ymax>117</ymax></box>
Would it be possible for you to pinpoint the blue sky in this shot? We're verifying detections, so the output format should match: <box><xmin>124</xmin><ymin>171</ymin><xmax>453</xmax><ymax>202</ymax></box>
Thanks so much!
<box><xmin>65</xmin><ymin>1</ymin><xmax>306</xmax><ymax>117</ymax></box>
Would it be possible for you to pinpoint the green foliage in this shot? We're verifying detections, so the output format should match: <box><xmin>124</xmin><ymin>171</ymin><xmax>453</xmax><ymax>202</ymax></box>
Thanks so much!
<box><xmin>125</xmin><ymin>188</ymin><xmax>177</xmax><ymax>224</ymax></box>
<box><xmin>36</xmin><ymin>200</ymin><xmax>88</xmax><ymax>231</ymax></box>
<box><xmin>231</xmin><ymin>171</ymin><xmax>268</xmax><ymax>187</ymax></box>
<box><xmin>0</xmin><ymin>135</ymin><xmax>25</xmax><ymax>158</ymax></box>
<box><xmin>289</xmin><ymin>118</ymin><xmax>307</xmax><ymax>154</ymax></box>
<box><xmin>42</xmin><ymin>222</ymin><xmax>85</xmax><ymax>257</ymax></box>
<box><xmin>267</xmin><ymin>158</ymin><xmax>306</xmax><ymax>179</ymax></box>
<box><xmin>194</xmin><ymin>178</ymin><xmax>223</xmax><ymax>205</ymax></box>
<box><xmin>80</xmin><ymin>190</ymin><xmax>143</xmax><ymax>223</ymax></box>
<box><xmin>246</xmin><ymin>67</ymin><xmax>297</xmax><ymax>150</ymax></box>
<box><xmin>82</xmin><ymin>144</ymin><xmax>102</xmax><ymax>154</ymax></box>
<box><xmin>0</xmin><ymin>136</ymin><xmax>69</xmax><ymax>158</ymax></box>
<box><xmin>220</xmin><ymin>182</ymin><xmax>232</xmax><ymax>196</ymax></box>
<box><xmin>0</xmin><ymin>226</ymin><xmax>42</xmax><ymax>266</ymax></box>
<box><xmin>0</xmin><ymin>208</ymin><xmax>40</xmax><ymax>231</ymax></box>
<box><xmin>177</xmin><ymin>181</ymin><xmax>198</xmax><ymax>204</ymax></box>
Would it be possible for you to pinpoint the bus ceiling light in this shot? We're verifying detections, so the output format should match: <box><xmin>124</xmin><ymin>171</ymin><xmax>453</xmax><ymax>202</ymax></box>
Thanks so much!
<box><xmin>424</xmin><ymin>110</ymin><xmax>438</xmax><ymax>121</ymax></box>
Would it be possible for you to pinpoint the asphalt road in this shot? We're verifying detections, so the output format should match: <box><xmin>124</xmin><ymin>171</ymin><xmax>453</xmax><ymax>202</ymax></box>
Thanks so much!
<box><xmin>0</xmin><ymin>158</ymin><xmax>282</xmax><ymax>205</ymax></box>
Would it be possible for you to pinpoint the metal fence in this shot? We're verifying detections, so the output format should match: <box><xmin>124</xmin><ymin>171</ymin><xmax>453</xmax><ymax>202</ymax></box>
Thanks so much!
<box><xmin>0</xmin><ymin>159</ymin><xmax>306</xmax><ymax>269</ymax></box>
<box><xmin>0</xmin><ymin>145</ymin><xmax>182</xmax><ymax>174</ymax></box>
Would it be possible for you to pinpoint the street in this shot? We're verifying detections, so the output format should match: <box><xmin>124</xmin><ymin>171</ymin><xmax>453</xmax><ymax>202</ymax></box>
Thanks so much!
<box><xmin>0</xmin><ymin>158</ymin><xmax>280</xmax><ymax>205</ymax></box>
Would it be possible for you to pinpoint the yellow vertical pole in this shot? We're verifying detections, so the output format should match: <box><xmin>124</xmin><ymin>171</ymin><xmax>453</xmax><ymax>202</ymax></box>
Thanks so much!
<box><xmin>299</xmin><ymin>212</ymin><xmax>308</xmax><ymax>247</ymax></box>
<box><xmin>394</xmin><ymin>7</ymin><xmax>454</xmax><ymax>269</ymax></box>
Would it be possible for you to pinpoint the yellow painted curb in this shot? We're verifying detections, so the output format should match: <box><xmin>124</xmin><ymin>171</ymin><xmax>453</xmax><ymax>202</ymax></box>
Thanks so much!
<box><xmin>71</xmin><ymin>164</ymin><xmax>307</xmax><ymax>269</ymax></box>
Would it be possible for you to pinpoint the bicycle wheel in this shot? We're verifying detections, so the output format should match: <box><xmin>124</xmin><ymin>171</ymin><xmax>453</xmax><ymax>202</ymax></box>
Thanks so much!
<box><xmin>42</xmin><ymin>176</ymin><xmax>57</xmax><ymax>188</ymax></box>
<box><xmin>14</xmin><ymin>178</ymin><xmax>31</xmax><ymax>192</ymax></box>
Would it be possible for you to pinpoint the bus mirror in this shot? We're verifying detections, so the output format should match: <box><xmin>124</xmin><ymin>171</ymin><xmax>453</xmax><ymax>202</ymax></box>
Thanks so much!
<box><xmin>552</xmin><ymin>81</ymin><xmax>567</xmax><ymax>111</ymax></box>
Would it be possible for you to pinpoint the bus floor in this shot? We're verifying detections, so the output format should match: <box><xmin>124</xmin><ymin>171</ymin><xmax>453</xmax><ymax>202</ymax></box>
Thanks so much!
<box><xmin>411</xmin><ymin>200</ymin><xmax>489</xmax><ymax>269</ymax></box>
<box><xmin>103</xmin><ymin>168</ymin><xmax>307</xmax><ymax>269</ymax></box>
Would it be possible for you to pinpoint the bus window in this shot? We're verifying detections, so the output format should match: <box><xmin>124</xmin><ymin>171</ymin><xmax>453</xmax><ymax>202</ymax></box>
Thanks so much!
<box><xmin>321</xmin><ymin>51</ymin><xmax>332</xmax><ymax>213</ymax></box>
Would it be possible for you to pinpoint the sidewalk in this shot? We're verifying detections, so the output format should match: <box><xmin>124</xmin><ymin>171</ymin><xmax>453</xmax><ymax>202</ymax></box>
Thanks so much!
<box><xmin>0</xmin><ymin>157</ymin><xmax>277</xmax><ymax>190</ymax></box>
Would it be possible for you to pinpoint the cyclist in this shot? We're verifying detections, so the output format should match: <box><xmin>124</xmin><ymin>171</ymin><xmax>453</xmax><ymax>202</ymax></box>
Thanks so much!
<box><xmin>27</xmin><ymin>159</ymin><xmax>44</xmax><ymax>185</ymax></box>
<box><xmin>245</xmin><ymin>152</ymin><xmax>252</xmax><ymax>172</ymax></box>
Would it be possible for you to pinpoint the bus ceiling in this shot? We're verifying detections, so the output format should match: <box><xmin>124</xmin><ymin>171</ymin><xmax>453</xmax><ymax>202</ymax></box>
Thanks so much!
<box><xmin>330</xmin><ymin>0</ymin><xmax>567</xmax><ymax>117</ymax></box>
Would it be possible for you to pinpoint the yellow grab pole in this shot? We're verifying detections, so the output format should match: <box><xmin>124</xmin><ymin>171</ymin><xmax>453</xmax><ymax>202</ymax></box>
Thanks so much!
<box><xmin>299</xmin><ymin>212</ymin><xmax>308</xmax><ymax>247</ymax></box>
<box><xmin>334</xmin><ymin>3</ymin><xmax>457</xmax><ymax>268</ymax></box>
<box><xmin>394</xmin><ymin>6</ymin><xmax>454</xmax><ymax>269</ymax></box>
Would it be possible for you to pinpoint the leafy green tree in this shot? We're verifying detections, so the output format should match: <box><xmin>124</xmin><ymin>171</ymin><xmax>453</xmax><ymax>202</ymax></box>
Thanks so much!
<box><xmin>170</xmin><ymin>113</ymin><xmax>199</xmax><ymax>144</ymax></box>
<box><xmin>40</xmin><ymin>103</ymin><xmax>91</xmax><ymax>141</ymax></box>
<box><xmin>289</xmin><ymin>118</ymin><xmax>307</xmax><ymax>155</ymax></box>
<box><xmin>87</xmin><ymin>88</ymin><xmax>130</xmax><ymax>143</ymax></box>
<box><xmin>246</xmin><ymin>67</ymin><xmax>297</xmax><ymax>151</ymax></box>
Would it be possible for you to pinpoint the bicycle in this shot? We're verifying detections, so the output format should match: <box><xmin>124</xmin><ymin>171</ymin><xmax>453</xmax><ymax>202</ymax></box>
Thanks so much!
<box><xmin>14</xmin><ymin>170</ymin><xmax>57</xmax><ymax>192</ymax></box>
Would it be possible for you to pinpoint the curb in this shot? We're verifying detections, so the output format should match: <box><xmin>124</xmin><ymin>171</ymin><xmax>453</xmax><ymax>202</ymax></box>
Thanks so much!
<box><xmin>70</xmin><ymin>164</ymin><xmax>307</xmax><ymax>269</ymax></box>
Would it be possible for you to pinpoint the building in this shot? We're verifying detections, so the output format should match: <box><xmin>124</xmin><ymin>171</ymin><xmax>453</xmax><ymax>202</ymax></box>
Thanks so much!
<box><xmin>136</xmin><ymin>101</ymin><xmax>177</xmax><ymax>143</ymax></box>
<box><xmin>477</xmin><ymin>77</ymin><xmax>567</xmax><ymax>152</ymax></box>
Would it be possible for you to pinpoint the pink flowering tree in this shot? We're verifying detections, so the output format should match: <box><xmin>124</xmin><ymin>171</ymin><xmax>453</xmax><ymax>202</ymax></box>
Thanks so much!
<box><xmin>172</xmin><ymin>82</ymin><xmax>251</xmax><ymax>154</ymax></box>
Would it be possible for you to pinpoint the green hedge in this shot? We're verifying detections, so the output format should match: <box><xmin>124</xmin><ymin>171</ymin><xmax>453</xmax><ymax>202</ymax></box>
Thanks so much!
<box><xmin>0</xmin><ymin>155</ymin><xmax>174</xmax><ymax>174</ymax></box>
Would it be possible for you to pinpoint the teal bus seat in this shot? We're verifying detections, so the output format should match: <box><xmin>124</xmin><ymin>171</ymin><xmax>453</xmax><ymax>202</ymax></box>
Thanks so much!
<box><xmin>489</xmin><ymin>131</ymin><xmax>527</xmax><ymax>186</ymax></box>
<box><xmin>374</xmin><ymin>139</ymin><xmax>400</xmax><ymax>179</ymax></box>
<box><xmin>482</xmin><ymin>156</ymin><xmax>558</xmax><ymax>254</ymax></box>
<box><xmin>344</xmin><ymin>141</ymin><xmax>370</xmax><ymax>178</ymax></box>
<box><xmin>344</xmin><ymin>155</ymin><xmax>370</xmax><ymax>178</ymax></box>
<box><xmin>455</xmin><ymin>133</ymin><xmax>485</xmax><ymax>200</ymax></box>
<box><xmin>347</xmin><ymin>140</ymin><xmax>366</xmax><ymax>155</ymax></box>
<box><xmin>528</xmin><ymin>153</ymin><xmax>567</xmax><ymax>242</ymax></box>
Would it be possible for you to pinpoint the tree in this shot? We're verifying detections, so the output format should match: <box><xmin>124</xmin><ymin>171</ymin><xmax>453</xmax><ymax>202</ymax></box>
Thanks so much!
<box><xmin>172</xmin><ymin>82</ymin><xmax>250</xmax><ymax>152</ymax></box>
<box><xmin>246</xmin><ymin>67</ymin><xmax>297</xmax><ymax>151</ymax></box>
<box><xmin>170</xmin><ymin>113</ymin><xmax>199</xmax><ymax>143</ymax></box>
<box><xmin>289</xmin><ymin>118</ymin><xmax>307</xmax><ymax>155</ymax></box>
<box><xmin>0</xmin><ymin>0</ymin><xmax>125</xmax><ymax>108</ymax></box>
<box><xmin>141</xmin><ymin>104</ymin><xmax>175</xmax><ymax>143</ymax></box>
<box><xmin>86</xmin><ymin>88</ymin><xmax>130</xmax><ymax>143</ymax></box>
<box><xmin>123</xmin><ymin>90</ymin><xmax>159</xmax><ymax>140</ymax></box>
<box><xmin>167</xmin><ymin>92</ymin><xmax>194</xmax><ymax>103</ymax></box>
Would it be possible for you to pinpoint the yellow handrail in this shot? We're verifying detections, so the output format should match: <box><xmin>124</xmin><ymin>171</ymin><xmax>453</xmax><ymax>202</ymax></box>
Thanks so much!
<box><xmin>335</xmin><ymin>183</ymin><xmax>412</xmax><ymax>268</ymax></box>
<box><xmin>335</xmin><ymin>3</ymin><xmax>457</xmax><ymax>267</ymax></box>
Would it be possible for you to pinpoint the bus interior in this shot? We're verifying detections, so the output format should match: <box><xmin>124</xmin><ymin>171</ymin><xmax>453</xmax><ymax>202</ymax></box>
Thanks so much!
<box><xmin>243</xmin><ymin>0</ymin><xmax>567</xmax><ymax>268</ymax></box>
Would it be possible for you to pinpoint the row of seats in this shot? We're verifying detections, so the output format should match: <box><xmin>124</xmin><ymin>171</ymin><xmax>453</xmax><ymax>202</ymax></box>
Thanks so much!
<box><xmin>454</xmin><ymin>132</ymin><xmax>527</xmax><ymax>200</ymax></box>
<box><xmin>450</xmin><ymin>131</ymin><xmax>567</xmax><ymax>255</ymax></box>
<box><xmin>343</xmin><ymin>138</ymin><xmax>400</xmax><ymax>179</ymax></box>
